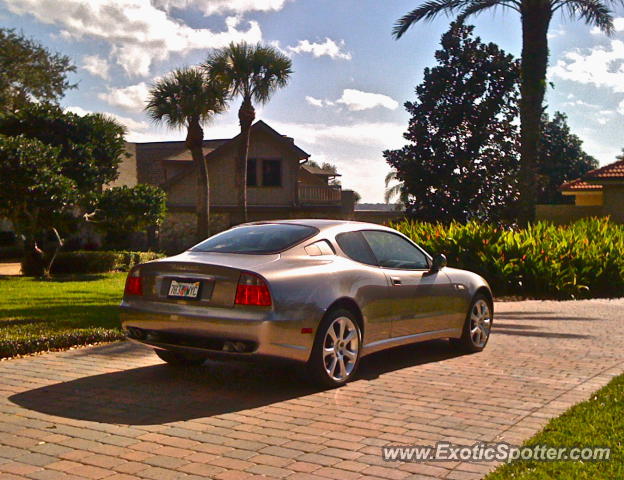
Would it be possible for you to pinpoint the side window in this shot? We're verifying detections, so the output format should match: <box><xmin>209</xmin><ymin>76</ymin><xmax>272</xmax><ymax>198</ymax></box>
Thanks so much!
<box><xmin>336</xmin><ymin>232</ymin><xmax>378</xmax><ymax>266</ymax></box>
<box><xmin>262</xmin><ymin>159</ymin><xmax>282</xmax><ymax>187</ymax></box>
<box><xmin>362</xmin><ymin>231</ymin><xmax>429</xmax><ymax>270</ymax></box>
<box><xmin>247</xmin><ymin>159</ymin><xmax>257</xmax><ymax>186</ymax></box>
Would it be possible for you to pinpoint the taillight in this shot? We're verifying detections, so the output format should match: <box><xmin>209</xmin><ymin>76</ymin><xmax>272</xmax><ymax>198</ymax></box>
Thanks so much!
<box><xmin>124</xmin><ymin>270</ymin><xmax>143</xmax><ymax>296</ymax></box>
<box><xmin>235</xmin><ymin>273</ymin><xmax>271</xmax><ymax>306</ymax></box>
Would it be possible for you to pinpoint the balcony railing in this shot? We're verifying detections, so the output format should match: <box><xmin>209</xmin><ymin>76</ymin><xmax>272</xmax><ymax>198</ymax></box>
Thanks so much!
<box><xmin>299</xmin><ymin>185</ymin><xmax>342</xmax><ymax>204</ymax></box>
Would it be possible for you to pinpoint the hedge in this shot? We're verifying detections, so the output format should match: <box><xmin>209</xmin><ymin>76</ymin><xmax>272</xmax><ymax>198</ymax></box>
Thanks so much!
<box><xmin>393</xmin><ymin>217</ymin><xmax>624</xmax><ymax>299</ymax></box>
<box><xmin>44</xmin><ymin>250</ymin><xmax>164</xmax><ymax>275</ymax></box>
<box><xmin>0</xmin><ymin>328</ymin><xmax>125</xmax><ymax>359</ymax></box>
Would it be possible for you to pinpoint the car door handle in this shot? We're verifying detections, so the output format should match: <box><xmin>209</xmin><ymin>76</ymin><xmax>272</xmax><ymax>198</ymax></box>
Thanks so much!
<box><xmin>391</xmin><ymin>276</ymin><xmax>402</xmax><ymax>286</ymax></box>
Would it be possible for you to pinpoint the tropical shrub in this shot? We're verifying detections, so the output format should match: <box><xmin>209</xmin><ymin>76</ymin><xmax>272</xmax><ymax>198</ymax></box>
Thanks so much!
<box><xmin>393</xmin><ymin>217</ymin><xmax>624</xmax><ymax>299</ymax></box>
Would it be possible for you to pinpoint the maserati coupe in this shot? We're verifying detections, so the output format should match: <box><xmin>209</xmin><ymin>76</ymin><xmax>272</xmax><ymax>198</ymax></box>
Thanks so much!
<box><xmin>120</xmin><ymin>219</ymin><xmax>493</xmax><ymax>387</ymax></box>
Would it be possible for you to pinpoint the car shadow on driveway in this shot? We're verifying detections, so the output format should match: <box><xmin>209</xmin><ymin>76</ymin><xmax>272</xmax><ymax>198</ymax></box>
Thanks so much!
<box><xmin>9</xmin><ymin>340</ymin><xmax>464</xmax><ymax>425</ymax></box>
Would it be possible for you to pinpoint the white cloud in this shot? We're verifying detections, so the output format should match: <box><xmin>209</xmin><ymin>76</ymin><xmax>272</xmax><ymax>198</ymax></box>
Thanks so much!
<box><xmin>288</xmin><ymin>38</ymin><xmax>352</xmax><ymax>60</ymax></box>
<box><xmin>271</xmin><ymin>119</ymin><xmax>405</xmax><ymax>201</ymax></box>
<box><xmin>1</xmin><ymin>0</ymin><xmax>262</xmax><ymax>77</ymax></box>
<box><xmin>154</xmin><ymin>0</ymin><xmax>290</xmax><ymax>15</ymax></box>
<box><xmin>81</xmin><ymin>54</ymin><xmax>110</xmax><ymax>80</ymax></box>
<box><xmin>65</xmin><ymin>105</ymin><xmax>150</xmax><ymax>132</ymax></box>
<box><xmin>336</xmin><ymin>89</ymin><xmax>399</xmax><ymax>111</ymax></box>
<box><xmin>98</xmin><ymin>82</ymin><xmax>151</xmax><ymax>112</ymax></box>
<box><xmin>305</xmin><ymin>96</ymin><xmax>325</xmax><ymax>107</ymax></box>
<box><xmin>272</xmin><ymin>120</ymin><xmax>405</xmax><ymax>150</ymax></box>
<box><xmin>551</xmin><ymin>40</ymin><xmax>624</xmax><ymax>92</ymax></box>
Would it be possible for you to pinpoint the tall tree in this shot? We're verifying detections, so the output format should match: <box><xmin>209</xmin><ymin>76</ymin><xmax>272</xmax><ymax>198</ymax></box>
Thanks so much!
<box><xmin>203</xmin><ymin>42</ymin><xmax>292</xmax><ymax>222</ymax></box>
<box><xmin>538</xmin><ymin>111</ymin><xmax>598</xmax><ymax>203</ymax></box>
<box><xmin>0</xmin><ymin>104</ymin><xmax>127</xmax><ymax>275</ymax></box>
<box><xmin>146</xmin><ymin>67</ymin><xmax>227</xmax><ymax>240</ymax></box>
<box><xmin>384</xmin><ymin>23</ymin><xmax>520</xmax><ymax>223</ymax></box>
<box><xmin>393</xmin><ymin>0</ymin><xmax>617</xmax><ymax>224</ymax></box>
<box><xmin>0</xmin><ymin>136</ymin><xmax>77</xmax><ymax>277</ymax></box>
<box><xmin>0</xmin><ymin>28</ymin><xmax>76</xmax><ymax>113</ymax></box>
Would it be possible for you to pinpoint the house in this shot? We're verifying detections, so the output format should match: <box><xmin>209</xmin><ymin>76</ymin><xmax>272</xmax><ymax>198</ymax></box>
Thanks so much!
<box><xmin>121</xmin><ymin>121</ymin><xmax>356</xmax><ymax>251</ymax></box>
<box><xmin>537</xmin><ymin>158</ymin><xmax>624</xmax><ymax>224</ymax></box>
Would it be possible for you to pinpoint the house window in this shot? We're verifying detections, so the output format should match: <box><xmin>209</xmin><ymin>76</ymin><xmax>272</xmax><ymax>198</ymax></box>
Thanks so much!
<box><xmin>262</xmin><ymin>159</ymin><xmax>282</xmax><ymax>187</ymax></box>
<box><xmin>247</xmin><ymin>159</ymin><xmax>257</xmax><ymax>186</ymax></box>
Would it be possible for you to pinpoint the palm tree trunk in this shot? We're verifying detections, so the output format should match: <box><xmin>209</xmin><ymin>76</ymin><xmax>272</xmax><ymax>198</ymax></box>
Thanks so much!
<box><xmin>518</xmin><ymin>5</ymin><xmax>551</xmax><ymax>224</ymax></box>
<box><xmin>237</xmin><ymin>96</ymin><xmax>255</xmax><ymax>223</ymax></box>
<box><xmin>186</xmin><ymin>119</ymin><xmax>210</xmax><ymax>240</ymax></box>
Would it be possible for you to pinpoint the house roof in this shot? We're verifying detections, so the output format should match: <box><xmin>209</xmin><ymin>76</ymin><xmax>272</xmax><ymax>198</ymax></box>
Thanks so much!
<box><xmin>583</xmin><ymin>158</ymin><xmax>624</xmax><ymax>182</ymax></box>
<box><xmin>302</xmin><ymin>165</ymin><xmax>341</xmax><ymax>177</ymax></box>
<box><xmin>158</xmin><ymin>120</ymin><xmax>310</xmax><ymax>189</ymax></box>
<box><xmin>559</xmin><ymin>178</ymin><xmax>603</xmax><ymax>192</ymax></box>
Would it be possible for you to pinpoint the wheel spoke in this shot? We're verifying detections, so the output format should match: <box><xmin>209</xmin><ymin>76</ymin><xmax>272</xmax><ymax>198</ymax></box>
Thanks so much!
<box><xmin>343</xmin><ymin>349</ymin><xmax>357</xmax><ymax>361</ymax></box>
<box><xmin>338</xmin><ymin>356</ymin><xmax>347</xmax><ymax>379</ymax></box>
<box><xmin>323</xmin><ymin>346</ymin><xmax>334</xmax><ymax>357</ymax></box>
<box><xmin>327</xmin><ymin>327</ymin><xmax>337</xmax><ymax>344</ymax></box>
<box><xmin>338</xmin><ymin>318</ymin><xmax>346</xmax><ymax>340</ymax></box>
<box><xmin>328</xmin><ymin>356</ymin><xmax>337</xmax><ymax>377</ymax></box>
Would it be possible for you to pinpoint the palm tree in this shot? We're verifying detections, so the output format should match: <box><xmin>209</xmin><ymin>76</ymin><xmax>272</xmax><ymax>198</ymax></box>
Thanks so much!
<box><xmin>203</xmin><ymin>42</ymin><xmax>292</xmax><ymax>222</ymax></box>
<box><xmin>146</xmin><ymin>67</ymin><xmax>227</xmax><ymax>240</ymax></box>
<box><xmin>384</xmin><ymin>170</ymin><xmax>404</xmax><ymax>204</ymax></box>
<box><xmin>393</xmin><ymin>0</ymin><xmax>617</xmax><ymax>224</ymax></box>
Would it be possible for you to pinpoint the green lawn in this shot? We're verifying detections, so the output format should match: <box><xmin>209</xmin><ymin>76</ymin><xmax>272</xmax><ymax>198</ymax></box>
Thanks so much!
<box><xmin>485</xmin><ymin>374</ymin><xmax>624</xmax><ymax>480</ymax></box>
<box><xmin>0</xmin><ymin>273</ymin><xmax>126</xmax><ymax>358</ymax></box>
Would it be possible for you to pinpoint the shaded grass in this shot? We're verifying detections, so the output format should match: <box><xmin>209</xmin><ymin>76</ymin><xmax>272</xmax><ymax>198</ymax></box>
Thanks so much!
<box><xmin>0</xmin><ymin>273</ymin><xmax>126</xmax><ymax>358</ymax></box>
<box><xmin>485</xmin><ymin>374</ymin><xmax>624</xmax><ymax>479</ymax></box>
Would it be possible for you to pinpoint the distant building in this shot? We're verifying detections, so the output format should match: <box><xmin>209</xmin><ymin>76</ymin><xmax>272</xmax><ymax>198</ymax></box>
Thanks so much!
<box><xmin>119</xmin><ymin>121</ymin><xmax>357</xmax><ymax>250</ymax></box>
<box><xmin>537</xmin><ymin>158</ymin><xmax>624</xmax><ymax>224</ymax></box>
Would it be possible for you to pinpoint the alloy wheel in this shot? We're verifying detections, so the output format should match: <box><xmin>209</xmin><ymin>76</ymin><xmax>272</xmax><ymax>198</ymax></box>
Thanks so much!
<box><xmin>322</xmin><ymin>316</ymin><xmax>359</xmax><ymax>382</ymax></box>
<box><xmin>469</xmin><ymin>299</ymin><xmax>492</xmax><ymax>348</ymax></box>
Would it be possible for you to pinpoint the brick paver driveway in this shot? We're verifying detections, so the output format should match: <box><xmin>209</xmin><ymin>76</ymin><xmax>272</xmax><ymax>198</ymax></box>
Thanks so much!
<box><xmin>1</xmin><ymin>299</ymin><xmax>623</xmax><ymax>480</ymax></box>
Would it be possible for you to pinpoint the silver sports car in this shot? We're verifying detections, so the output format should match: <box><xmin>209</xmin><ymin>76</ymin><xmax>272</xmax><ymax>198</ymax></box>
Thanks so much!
<box><xmin>121</xmin><ymin>219</ymin><xmax>493</xmax><ymax>387</ymax></box>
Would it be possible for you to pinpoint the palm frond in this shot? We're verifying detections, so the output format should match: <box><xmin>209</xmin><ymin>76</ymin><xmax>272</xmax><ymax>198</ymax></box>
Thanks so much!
<box><xmin>385</xmin><ymin>170</ymin><xmax>398</xmax><ymax>187</ymax></box>
<box><xmin>393</xmin><ymin>0</ymin><xmax>467</xmax><ymax>38</ymax></box>
<box><xmin>203</xmin><ymin>42</ymin><xmax>292</xmax><ymax>105</ymax></box>
<box><xmin>145</xmin><ymin>67</ymin><xmax>228</xmax><ymax>129</ymax></box>
<box><xmin>384</xmin><ymin>183</ymin><xmax>404</xmax><ymax>204</ymax></box>
<box><xmin>554</xmin><ymin>0</ymin><xmax>615</xmax><ymax>34</ymax></box>
<box><xmin>457</xmin><ymin>0</ymin><xmax>519</xmax><ymax>22</ymax></box>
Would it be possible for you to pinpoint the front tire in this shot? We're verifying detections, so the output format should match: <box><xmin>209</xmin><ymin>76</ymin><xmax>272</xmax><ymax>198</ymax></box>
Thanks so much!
<box><xmin>154</xmin><ymin>349</ymin><xmax>206</xmax><ymax>366</ymax></box>
<box><xmin>308</xmin><ymin>309</ymin><xmax>362</xmax><ymax>388</ymax></box>
<box><xmin>451</xmin><ymin>294</ymin><xmax>493</xmax><ymax>353</ymax></box>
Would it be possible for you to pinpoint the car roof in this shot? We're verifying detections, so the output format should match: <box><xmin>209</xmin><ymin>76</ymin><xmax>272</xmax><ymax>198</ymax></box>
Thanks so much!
<box><xmin>241</xmin><ymin>218</ymin><xmax>396</xmax><ymax>234</ymax></box>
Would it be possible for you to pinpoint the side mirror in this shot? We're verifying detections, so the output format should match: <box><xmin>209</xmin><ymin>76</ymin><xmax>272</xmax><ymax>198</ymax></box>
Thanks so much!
<box><xmin>430</xmin><ymin>254</ymin><xmax>447</xmax><ymax>272</ymax></box>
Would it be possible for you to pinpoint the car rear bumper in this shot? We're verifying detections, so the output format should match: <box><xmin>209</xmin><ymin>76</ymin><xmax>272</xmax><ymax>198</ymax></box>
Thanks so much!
<box><xmin>120</xmin><ymin>301</ymin><xmax>314</xmax><ymax>363</ymax></box>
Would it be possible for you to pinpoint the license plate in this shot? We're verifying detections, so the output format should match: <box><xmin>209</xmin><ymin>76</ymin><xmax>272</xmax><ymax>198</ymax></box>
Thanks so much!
<box><xmin>168</xmin><ymin>280</ymin><xmax>201</xmax><ymax>299</ymax></box>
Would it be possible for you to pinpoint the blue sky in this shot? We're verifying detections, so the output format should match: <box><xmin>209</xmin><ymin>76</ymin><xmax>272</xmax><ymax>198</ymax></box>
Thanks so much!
<box><xmin>1</xmin><ymin>0</ymin><xmax>623</xmax><ymax>202</ymax></box>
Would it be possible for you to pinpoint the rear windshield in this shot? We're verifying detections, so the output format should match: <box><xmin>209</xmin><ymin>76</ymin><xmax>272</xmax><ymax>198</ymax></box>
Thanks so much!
<box><xmin>191</xmin><ymin>224</ymin><xmax>318</xmax><ymax>254</ymax></box>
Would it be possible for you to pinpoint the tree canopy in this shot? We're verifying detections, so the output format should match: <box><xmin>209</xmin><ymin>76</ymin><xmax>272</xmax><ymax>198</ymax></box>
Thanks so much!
<box><xmin>0</xmin><ymin>28</ymin><xmax>76</xmax><ymax>113</ymax></box>
<box><xmin>0</xmin><ymin>103</ymin><xmax>126</xmax><ymax>205</ymax></box>
<box><xmin>537</xmin><ymin>112</ymin><xmax>598</xmax><ymax>204</ymax></box>
<box><xmin>384</xmin><ymin>23</ymin><xmax>520</xmax><ymax>223</ymax></box>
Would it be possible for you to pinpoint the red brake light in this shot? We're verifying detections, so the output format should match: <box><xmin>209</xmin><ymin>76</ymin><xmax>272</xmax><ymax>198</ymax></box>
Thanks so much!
<box><xmin>124</xmin><ymin>272</ymin><xmax>143</xmax><ymax>296</ymax></box>
<box><xmin>235</xmin><ymin>273</ymin><xmax>271</xmax><ymax>306</ymax></box>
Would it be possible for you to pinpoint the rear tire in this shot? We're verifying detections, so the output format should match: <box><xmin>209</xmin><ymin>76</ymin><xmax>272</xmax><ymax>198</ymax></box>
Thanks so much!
<box><xmin>307</xmin><ymin>308</ymin><xmax>362</xmax><ymax>388</ymax></box>
<box><xmin>451</xmin><ymin>294</ymin><xmax>493</xmax><ymax>353</ymax></box>
<box><xmin>154</xmin><ymin>349</ymin><xmax>206</xmax><ymax>366</ymax></box>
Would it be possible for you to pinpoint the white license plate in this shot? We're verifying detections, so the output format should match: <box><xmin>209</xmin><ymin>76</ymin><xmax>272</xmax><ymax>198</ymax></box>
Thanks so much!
<box><xmin>168</xmin><ymin>280</ymin><xmax>201</xmax><ymax>299</ymax></box>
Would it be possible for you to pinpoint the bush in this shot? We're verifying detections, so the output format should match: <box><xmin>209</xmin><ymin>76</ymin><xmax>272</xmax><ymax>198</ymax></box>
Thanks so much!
<box><xmin>392</xmin><ymin>217</ymin><xmax>624</xmax><ymax>299</ymax></box>
<box><xmin>0</xmin><ymin>245</ymin><xmax>22</xmax><ymax>260</ymax></box>
<box><xmin>22</xmin><ymin>250</ymin><xmax>164</xmax><ymax>275</ymax></box>
<box><xmin>0</xmin><ymin>231</ymin><xmax>16</xmax><ymax>246</ymax></box>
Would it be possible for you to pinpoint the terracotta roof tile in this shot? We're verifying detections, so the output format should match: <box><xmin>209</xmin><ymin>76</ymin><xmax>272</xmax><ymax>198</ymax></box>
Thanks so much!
<box><xmin>559</xmin><ymin>178</ymin><xmax>603</xmax><ymax>192</ymax></box>
<box><xmin>583</xmin><ymin>159</ymin><xmax>624</xmax><ymax>181</ymax></box>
